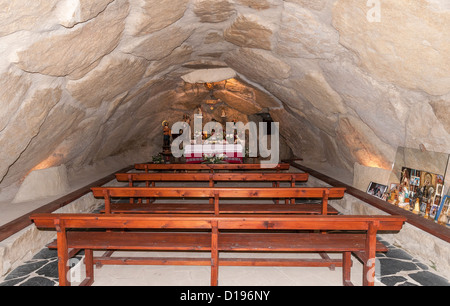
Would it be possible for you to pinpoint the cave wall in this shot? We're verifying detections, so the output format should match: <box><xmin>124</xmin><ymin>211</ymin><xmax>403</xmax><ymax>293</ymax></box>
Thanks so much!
<box><xmin>0</xmin><ymin>0</ymin><xmax>449</xmax><ymax>197</ymax></box>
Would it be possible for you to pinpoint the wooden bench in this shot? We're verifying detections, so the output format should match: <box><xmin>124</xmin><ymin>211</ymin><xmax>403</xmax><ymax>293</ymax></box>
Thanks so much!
<box><xmin>115</xmin><ymin>172</ymin><xmax>309</xmax><ymax>204</ymax></box>
<box><xmin>30</xmin><ymin>213</ymin><xmax>406</xmax><ymax>286</ymax></box>
<box><xmin>134</xmin><ymin>163</ymin><xmax>290</xmax><ymax>173</ymax></box>
<box><xmin>91</xmin><ymin>187</ymin><xmax>345</xmax><ymax>215</ymax></box>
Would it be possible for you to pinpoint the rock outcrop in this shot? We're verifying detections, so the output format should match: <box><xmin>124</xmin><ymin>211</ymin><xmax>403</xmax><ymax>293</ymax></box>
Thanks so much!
<box><xmin>0</xmin><ymin>0</ymin><xmax>448</xmax><ymax>197</ymax></box>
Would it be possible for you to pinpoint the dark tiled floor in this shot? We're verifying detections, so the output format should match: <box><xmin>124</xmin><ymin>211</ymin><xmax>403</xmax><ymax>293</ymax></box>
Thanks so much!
<box><xmin>1</xmin><ymin>237</ymin><xmax>448</xmax><ymax>286</ymax></box>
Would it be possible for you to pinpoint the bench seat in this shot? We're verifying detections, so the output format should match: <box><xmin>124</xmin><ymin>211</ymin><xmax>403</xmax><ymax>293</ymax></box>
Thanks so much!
<box><xmin>93</xmin><ymin>186</ymin><xmax>346</xmax><ymax>215</ymax></box>
<box><xmin>102</xmin><ymin>203</ymin><xmax>339</xmax><ymax>215</ymax></box>
<box><xmin>48</xmin><ymin>231</ymin><xmax>387</xmax><ymax>253</ymax></box>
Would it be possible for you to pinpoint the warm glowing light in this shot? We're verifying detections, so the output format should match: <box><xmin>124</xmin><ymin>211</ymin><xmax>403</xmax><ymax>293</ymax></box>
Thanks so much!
<box><xmin>22</xmin><ymin>153</ymin><xmax>66</xmax><ymax>181</ymax></box>
<box><xmin>32</xmin><ymin>159</ymin><xmax>57</xmax><ymax>171</ymax></box>
<box><xmin>357</xmin><ymin>152</ymin><xmax>391</xmax><ymax>170</ymax></box>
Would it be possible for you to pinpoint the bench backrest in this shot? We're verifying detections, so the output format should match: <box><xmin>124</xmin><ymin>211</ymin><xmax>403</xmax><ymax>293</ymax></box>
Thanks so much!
<box><xmin>115</xmin><ymin>172</ymin><xmax>309</xmax><ymax>186</ymax></box>
<box><xmin>91</xmin><ymin>186</ymin><xmax>346</xmax><ymax>215</ymax></box>
<box><xmin>134</xmin><ymin>163</ymin><xmax>290</xmax><ymax>172</ymax></box>
<box><xmin>92</xmin><ymin>187</ymin><xmax>345</xmax><ymax>198</ymax></box>
<box><xmin>30</xmin><ymin>213</ymin><xmax>405</xmax><ymax>232</ymax></box>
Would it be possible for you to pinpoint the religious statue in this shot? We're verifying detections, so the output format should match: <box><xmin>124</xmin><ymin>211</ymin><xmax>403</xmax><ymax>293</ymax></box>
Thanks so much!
<box><xmin>162</xmin><ymin>120</ymin><xmax>171</xmax><ymax>147</ymax></box>
<box><xmin>413</xmin><ymin>198</ymin><xmax>420</xmax><ymax>214</ymax></box>
<box><xmin>183</xmin><ymin>114</ymin><xmax>191</xmax><ymax>126</ymax></box>
<box><xmin>424</xmin><ymin>194</ymin><xmax>434</xmax><ymax>219</ymax></box>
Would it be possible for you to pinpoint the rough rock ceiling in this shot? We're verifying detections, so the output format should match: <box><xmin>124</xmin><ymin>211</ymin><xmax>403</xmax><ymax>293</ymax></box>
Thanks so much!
<box><xmin>0</xmin><ymin>0</ymin><xmax>449</xmax><ymax>191</ymax></box>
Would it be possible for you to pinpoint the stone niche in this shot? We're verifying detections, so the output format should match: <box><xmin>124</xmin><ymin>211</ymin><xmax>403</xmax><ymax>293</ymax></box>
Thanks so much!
<box><xmin>354</xmin><ymin>146</ymin><xmax>450</xmax><ymax>195</ymax></box>
<box><xmin>349</xmin><ymin>146</ymin><xmax>450</xmax><ymax>279</ymax></box>
<box><xmin>12</xmin><ymin>165</ymin><xmax>70</xmax><ymax>203</ymax></box>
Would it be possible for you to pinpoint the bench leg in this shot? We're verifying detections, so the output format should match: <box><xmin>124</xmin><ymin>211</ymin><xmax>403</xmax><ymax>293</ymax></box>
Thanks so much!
<box><xmin>211</xmin><ymin>222</ymin><xmax>219</xmax><ymax>286</ymax></box>
<box><xmin>363</xmin><ymin>257</ymin><xmax>376</xmax><ymax>286</ymax></box>
<box><xmin>342</xmin><ymin>252</ymin><xmax>353</xmax><ymax>286</ymax></box>
<box><xmin>81</xmin><ymin>249</ymin><xmax>94</xmax><ymax>286</ymax></box>
<box><xmin>56</xmin><ymin>225</ymin><xmax>70</xmax><ymax>286</ymax></box>
<box><xmin>363</xmin><ymin>223</ymin><xmax>378</xmax><ymax>286</ymax></box>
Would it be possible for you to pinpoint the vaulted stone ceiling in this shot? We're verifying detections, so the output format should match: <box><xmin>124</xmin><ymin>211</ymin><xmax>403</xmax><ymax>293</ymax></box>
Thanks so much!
<box><xmin>0</xmin><ymin>0</ymin><xmax>449</xmax><ymax>193</ymax></box>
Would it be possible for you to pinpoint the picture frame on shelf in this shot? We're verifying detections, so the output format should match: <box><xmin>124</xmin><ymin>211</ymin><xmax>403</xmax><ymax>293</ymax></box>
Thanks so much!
<box><xmin>435</xmin><ymin>195</ymin><xmax>450</xmax><ymax>225</ymax></box>
<box><xmin>411</xmin><ymin>176</ymin><xmax>420</xmax><ymax>187</ymax></box>
<box><xmin>429</xmin><ymin>195</ymin><xmax>441</xmax><ymax>220</ymax></box>
<box><xmin>367</xmin><ymin>182</ymin><xmax>388</xmax><ymax>199</ymax></box>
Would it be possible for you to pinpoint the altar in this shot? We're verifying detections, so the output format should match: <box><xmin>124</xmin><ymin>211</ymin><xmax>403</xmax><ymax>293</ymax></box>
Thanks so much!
<box><xmin>184</xmin><ymin>143</ymin><xmax>244</xmax><ymax>164</ymax></box>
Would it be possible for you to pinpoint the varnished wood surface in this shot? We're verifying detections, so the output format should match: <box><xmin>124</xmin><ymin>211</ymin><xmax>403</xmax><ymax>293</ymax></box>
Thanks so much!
<box><xmin>46</xmin><ymin>232</ymin><xmax>388</xmax><ymax>252</ymax></box>
<box><xmin>30</xmin><ymin>213</ymin><xmax>406</xmax><ymax>231</ymax></box>
<box><xmin>104</xmin><ymin>203</ymin><xmax>339</xmax><ymax>215</ymax></box>
<box><xmin>91</xmin><ymin>187</ymin><xmax>346</xmax><ymax>199</ymax></box>
<box><xmin>135</xmin><ymin>163</ymin><xmax>290</xmax><ymax>172</ymax></box>
<box><xmin>116</xmin><ymin>172</ymin><xmax>309</xmax><ymax>183</ymax></box>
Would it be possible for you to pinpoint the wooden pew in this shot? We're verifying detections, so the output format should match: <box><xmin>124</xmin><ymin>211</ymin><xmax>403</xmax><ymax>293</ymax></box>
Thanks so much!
<box><xmin>91</xmin><ymin>187</ymin><xmax>345</xmax><ymax>215</ymax></box>
<box><xmin>116</xmin><ymin>172</ymin><xmax>308</xmax><ymax>187</ymax></box>
<box><xmin>30</xmin><ymin>213</ymin><xmax>406</xmax><ymax>286</ymax></box>
<box><xmin>134</xmin><ymin>163</ymin><xmax>290</xmax><ymax>173</ymax></box>
<box><xmin>115</xmin><ymin>172</ymin><xmax>309</xmax><ymax>204</ymax></box>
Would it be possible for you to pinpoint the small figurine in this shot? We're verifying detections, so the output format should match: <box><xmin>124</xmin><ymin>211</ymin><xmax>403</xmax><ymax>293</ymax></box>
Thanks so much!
<box><xmin>413</xmin><ymin>198</ymin><xmax>420</xmax><ymax>214</ymax></box>
<box><xmin>162</xmin><ymin>120</ymin><xmax>171</xmax><ymax>147</ymax></box>
<box><xmin>398</xmin><ymin>193</ymin><xmax>405</xmax><ymax>206</ymax></box>
<box><xmin>184</xmin><ymin>114</ymin><xmax>191</xmax><ymax>125</ymax></box>
<box><xmin>425</xmin><ymin>197</ymin><xmax>433</xmax><ymax>219</ymax></box>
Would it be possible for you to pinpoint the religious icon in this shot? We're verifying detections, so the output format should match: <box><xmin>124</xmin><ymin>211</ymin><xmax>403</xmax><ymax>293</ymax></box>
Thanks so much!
<box><xmin>413</xmin><ymin>198</ymin><xmax>420</xmax><ymax>214</ymax></box>
<box><xmin>162</xmin><ymin>120</ymin><xmax>171</xmax><ymax>147</ymax></box>
<box><xmin>436</xmin><ymin>196</ymin><xmax>450</xmax><ymax>225</ymax></box>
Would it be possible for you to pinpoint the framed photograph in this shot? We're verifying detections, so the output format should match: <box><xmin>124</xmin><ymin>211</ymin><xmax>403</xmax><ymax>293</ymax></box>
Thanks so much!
<box><xmin>436</xmin><ymin>184</ymin><xmax>444</xmax><ymax>197</ymax></box>
<box><xmin>400</xmin><ymin>167</ymin><xmax>412</xmax><ymax>186</ymax></box>
<box><xmin>410</xmin><ymin>176</ymin><xmax>420</xmax><ymax>186</ymax></box>
<box><xmin>430</xmin><ymin>195</ymin><xmax>441</xmax><ymax>220</ymax></box>
<box><xmin>435</xmin><ymin>195</ymin><xmax>450</xmax><ymax>224</ymax></box>
<box><xmin>389</xmin><ymin>183</ymin><xmax>398</xmax><ymax>191</ymax></box>
<box><xmin>367</xmin><ymin>182</ymin><xmax>388</xmax><ymax>199</ymax></box>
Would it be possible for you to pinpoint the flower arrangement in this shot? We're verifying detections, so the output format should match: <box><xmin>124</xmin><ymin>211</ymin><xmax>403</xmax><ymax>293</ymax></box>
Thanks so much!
<box><xmin>203</xmin><ymin>154</ymin><xmax>225</xmax><ymax>164</ymax></box>
<box><xmin>151</xmin><ymin>154</ymin><xmax>164</xmax><ymax>164</ymax></box>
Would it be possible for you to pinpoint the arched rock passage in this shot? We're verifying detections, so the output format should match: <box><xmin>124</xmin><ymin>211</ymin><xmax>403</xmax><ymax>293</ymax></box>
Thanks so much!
<box><xmin>0</xmin><ymin>0</ymin><xmax>449</xmax><ymax>199</ymax></box>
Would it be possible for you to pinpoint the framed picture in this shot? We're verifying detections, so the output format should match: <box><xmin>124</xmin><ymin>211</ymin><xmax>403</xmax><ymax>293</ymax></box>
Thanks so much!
<box><xmin>400</xmin><ymin>167</ymin><xmax>412</xmax><ymax>187</ymax></box>
<box><xmin>430</xmin><ymin>195</ymin><xmax>441</xmax><ymax>220</ymax></box>
<box><xmin>435</xmin><ymin>195</ymin><xmax>450</xmax><ymax>225</ymax></box>
<box><xmin>367</xmin><ymin>182</ymin><xmax>388</xmax><ymax>199</ymax></box>
<box><xmin>436</xmin><ymin>184</ymin><xmax>444</xmax><ymax>197</ymax></box>
<box><xmin>410</xmin><ymin>176</ymin><xmax>420</xmax><ymax>186</ymax></box>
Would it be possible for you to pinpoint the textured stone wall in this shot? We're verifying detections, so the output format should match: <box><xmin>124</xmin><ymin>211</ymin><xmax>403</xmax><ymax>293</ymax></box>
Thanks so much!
<box><xmin>0</xmin><ymin>0</ymin><xmax>449</xmax><ymax>198</ymax></box>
